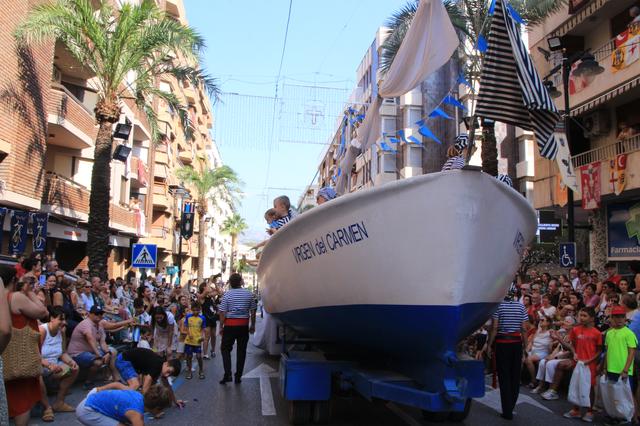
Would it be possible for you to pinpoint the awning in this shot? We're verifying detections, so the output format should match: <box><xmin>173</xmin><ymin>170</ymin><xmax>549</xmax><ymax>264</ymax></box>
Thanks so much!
<box><xmin>551</xmin><ymin>0</ymin><xmax>607</xmax><ymax>38</ymax></box>
<box><xmin>570</xmin><ymin>75</ymin><xmax>640</xmax><ymax>116</ymax></box>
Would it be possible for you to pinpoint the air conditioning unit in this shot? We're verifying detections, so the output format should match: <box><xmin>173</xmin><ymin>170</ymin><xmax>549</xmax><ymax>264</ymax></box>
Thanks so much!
<box><xmin>582</xmin><ymin>111</ymin><xmax>611</xmax><ymax>137</ymax></box>
<box><xmin>382</xmin><ymin>98</ymin><xmax>398</xmax><ymax>105</ymax></box>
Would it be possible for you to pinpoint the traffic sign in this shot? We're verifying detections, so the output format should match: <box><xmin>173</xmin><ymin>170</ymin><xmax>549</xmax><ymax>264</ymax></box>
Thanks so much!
<box><xmin>559</xmin><ymin>242</ymin><xmax>576</xmax><ymax>268</ymax></box>
<box><xmin>132</xmin><ymin>243</ymin><xmax>157</xmax><ymax>268</ymax></box>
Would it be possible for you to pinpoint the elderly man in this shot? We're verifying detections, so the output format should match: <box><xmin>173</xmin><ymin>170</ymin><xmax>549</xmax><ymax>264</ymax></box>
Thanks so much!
<box><xmin>67</xmin><ymin>306</ymin><xmax>121</xmax><ymax>386</ymax></box>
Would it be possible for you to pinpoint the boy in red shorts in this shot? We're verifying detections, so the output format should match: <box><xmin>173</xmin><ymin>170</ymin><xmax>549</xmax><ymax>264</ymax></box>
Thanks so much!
<box><xmin>564</xmin><ymin>307</ymin><xmax>602</xmax><ymax>422</ymax></box>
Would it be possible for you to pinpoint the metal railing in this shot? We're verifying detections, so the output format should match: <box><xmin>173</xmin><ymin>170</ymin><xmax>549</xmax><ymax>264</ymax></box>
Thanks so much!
<box><xmin>572</xmin><ymin>133</ymin><xmax>640</xmax><ymax>168</ymax></box>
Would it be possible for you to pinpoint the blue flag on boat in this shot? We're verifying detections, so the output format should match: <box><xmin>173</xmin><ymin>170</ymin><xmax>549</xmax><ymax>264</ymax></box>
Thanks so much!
<box><xmin>443</xmin><ymin>95</ymin><xmax>466</xmax><ymax>111</ymax></box>
<box><xmin>418</xmin><ymin>125</ymin><xmax>442</xmax><ymax>144</ymax></box>
<box><xmin>398</xmin><ymin>130</ymin><xmax>408</xmax><ymax>143</ymax></box>
<box><xmin>477</xmin><ymin>34</ymin><xmax>488</xmax><ymax>53</ymax></box>
<box><xmin>488</xmin><ymin>0</ymin><xmax>496</xmax><ymax>15</ymax></box>
<box><xmin>506</xmin><ymin>3</ymin><xmax>525</xmax><ymax>24</ymax></box>
<box><xmin>415</xmin><ymin>119</ymin><xmax>426</xmax><ymax>127</ymax></box>
<box><xmin>429</xmin><ymin>107</ymin><xmax>452</xmax><ymax>120</ymax></box>
<box><xmin>408</xmin><ymin>135</ymin><xmax>423</xmax><ymax>145</ymax></box>
<box><xmin>380</xmin><ymin>142</ymin><xmax>397</xmax><ymax>152</ymax></box>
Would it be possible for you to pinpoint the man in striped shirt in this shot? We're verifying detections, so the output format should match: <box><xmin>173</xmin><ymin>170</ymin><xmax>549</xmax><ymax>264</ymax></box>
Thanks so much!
<box><xmin>218</xmin><ymin>273</ymin><xmax>257</xmax><ymax>384</ymax></box>
<box><xmin>486</xmin><ymin>294</ymin><xmax>528</xmax><ymax>420</ymax></box>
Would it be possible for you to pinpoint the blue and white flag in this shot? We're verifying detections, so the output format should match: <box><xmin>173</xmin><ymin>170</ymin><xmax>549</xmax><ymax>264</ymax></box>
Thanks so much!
<box><xmin>10</xmin><ymin>210</ymin><xmax>28</xmax><ymax>255</ymax></box>
<box><xmin>475</xmin><ymin>0</ymin><xmax>560</xmax><ymax>160</ymax></box>
<box><xmin>31</xmin><ymin>213</ymin><xmax>48</xmax><ymax>252</ymax></box>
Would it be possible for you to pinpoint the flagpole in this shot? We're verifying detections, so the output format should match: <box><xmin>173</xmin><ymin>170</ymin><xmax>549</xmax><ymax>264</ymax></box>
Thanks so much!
<box><xmin>562</xmin><ymin>49</ymin><xmax>576</xmax><ymax>244</ymax></box>
<box><xmin>465</xmin><ymin>115</ymin><xmax>478</xmax><ymax>164</ymax></box>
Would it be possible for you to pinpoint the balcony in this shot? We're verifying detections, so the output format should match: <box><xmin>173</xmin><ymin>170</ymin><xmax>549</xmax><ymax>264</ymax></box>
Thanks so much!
<box><xmin>153</xmin><ymin>184</ymin><xmax>171</xmax><ymax>211</ymax></box>
<box><xmin>178</xmin><ymin>148</ymin><xmax>192</xmax><ymax>164</ymax></box>
<box><xmin>47</xmin><ymin>84</ymin><xmax>97</xmax><ymax>149</ymax></box>
<box><xmin>109</xmin><ymin>204</ymin><xmax>136</xmax><ymax>234</ymax></box>
<box><xmin>41</xmin><ymin>172</ymin><xmax>90</xmax><ymax>220</ymax></box>
<box><xmin>143</xmin><ymin>226</ymin><xmax>173</xmax><ymax>251</ymax></box>
<box><xmin>533</xmin><ymin>133</ymin><xmax>640</xmax><ymax>209</ymax></box>
<box><xmin>548</xmin><ymin>34</ymin><xmax>640</xmax><ymax>116</ymax></box>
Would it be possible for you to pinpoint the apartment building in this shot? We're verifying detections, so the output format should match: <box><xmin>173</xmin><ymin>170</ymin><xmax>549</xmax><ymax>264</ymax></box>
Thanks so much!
<box><xmin>527</xmin><ymin>0</ymin><xmax>640</xmax><ymax>270</ymax></box>
<box><xmin>318</xmin><ymin>28</ymin><xmax>430</xmax><ymax>193</ymax></box>
<box><xmin>0</xmin><ymin>0</ymin><xmax>231</xmax><ymax>282</ymax></box>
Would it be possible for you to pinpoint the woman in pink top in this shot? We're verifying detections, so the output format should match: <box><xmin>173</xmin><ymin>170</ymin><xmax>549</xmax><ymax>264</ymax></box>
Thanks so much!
<box><xmin>583</xmin><ymin>284</ymin><xmax>600</xmax><ymax>308</ymax></box>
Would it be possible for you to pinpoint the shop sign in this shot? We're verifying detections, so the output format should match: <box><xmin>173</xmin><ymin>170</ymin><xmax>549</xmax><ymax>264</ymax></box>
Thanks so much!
<box><xmin>607</xmin><ymin>201</ymin><xmax>640</xmax><ymax>259</ymax></box>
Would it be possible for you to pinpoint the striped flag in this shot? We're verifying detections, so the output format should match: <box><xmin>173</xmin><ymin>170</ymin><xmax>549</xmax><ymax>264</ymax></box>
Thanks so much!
<box><xmin>475</xmin><ymin>0</ymin><xmax>560</xmax><ymax>160</ymax></box>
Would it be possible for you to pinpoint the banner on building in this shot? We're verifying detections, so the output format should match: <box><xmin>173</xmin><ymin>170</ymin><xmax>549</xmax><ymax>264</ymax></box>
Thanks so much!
<box><xmin>0</xmin><ymin>207</ymin><xmax>6</xmax><ymax>251</ymax></box>
<box><xmin>580</xmin><ymin>161</ymin><xmax>601</xmax><ymax>210</ymax></box>
<box><xmin>607</xmin><ymin>200</ymin><xmax>640</xmax><ymax>260</ymax></box>
<box><xmin>555</xmin><ymin>174</ymin><xmax>568</xmax><ymax>207</ymax></box>
<box><xmin>554</xmin><ymin>131</ymin><xmax>580</xmax><ymax>194</ymax></box>
<box><xmin>611</xmin><ymin>23</ymin><xmax>640</xmax><ymax>73</ymax></box>
<box><xmin>609</xmin><ymin>153</ymin><xmax>628</xmax><ymax>195</ymax></box>
<box><xmin>10</xmin><ymin>210</ymin><xmax>28</xmax><ymax>255</ymax></box>
<box><xmin>31</xmin><ymin>213</ymin><xmax>48</xmax><ymax>252</ymax></box>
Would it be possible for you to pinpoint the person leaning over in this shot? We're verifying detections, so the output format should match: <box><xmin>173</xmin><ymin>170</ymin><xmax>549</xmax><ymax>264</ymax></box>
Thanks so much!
<box><xmin>218</xmin><ymin>273</ymin><xmax>257</xmax><ymax>385</ymax></box>
<box><xmin>75</xmin><ymin>382</ymin><xmax>170</xmax><ymax>426</ymax></box>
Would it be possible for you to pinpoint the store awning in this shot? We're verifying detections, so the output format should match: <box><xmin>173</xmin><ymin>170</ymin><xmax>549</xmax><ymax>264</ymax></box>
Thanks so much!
<box><xmin>570</xmin><ymin>75</ymin><xmax>640</xmax><ymax>116</ymax></box>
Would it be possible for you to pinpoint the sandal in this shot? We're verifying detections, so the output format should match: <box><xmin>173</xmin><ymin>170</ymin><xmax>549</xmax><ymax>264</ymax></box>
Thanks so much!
<box><xmin>199</xmin><ymin>372</ymin><xmax>205</xmax><ymax>380</ymax></box>
<box><xmin>185</xmin><ymin>372</ymin><xmax>193</xmax><ymax>380</ymax></box>
<box><xmin>42</xmin><ymin>407</ymin><xmax>55</xmax><ymax>422</ymax></box>
<box><xmin>52</xmin><ymin>402</ymin><xmax>75</xmax><ymax>412</ymax></box>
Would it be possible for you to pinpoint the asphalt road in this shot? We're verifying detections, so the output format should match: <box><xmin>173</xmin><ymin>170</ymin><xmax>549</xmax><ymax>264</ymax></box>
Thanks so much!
<box><xmin>36</xmin><ymin>318</ymin><xmax>605</xmax><ymax>426</ymax></box>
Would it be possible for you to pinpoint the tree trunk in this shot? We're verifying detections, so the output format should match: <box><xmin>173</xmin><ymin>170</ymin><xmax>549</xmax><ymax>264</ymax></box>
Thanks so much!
<box><xmin>481</xmin><ymin>120</ymin><xmax>498</xmax><ymax>177</ymax></box>
<box><xmin>230</xmin><ymin>235</ymin><xmax>237</xmax><ymax>273</ymax></box>
<box><xmin>87</xmin><ymin>121</ymin><xmax>115</xmax><ymax>279</ymax></box>
<box><xmin>197</xmin><ymin>203</ymin><xmax>206</xmax><ymax>280</ymax></box>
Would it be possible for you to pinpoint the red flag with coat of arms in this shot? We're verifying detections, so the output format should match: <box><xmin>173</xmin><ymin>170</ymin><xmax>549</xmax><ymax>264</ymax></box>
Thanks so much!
<box><xmin>580</xmin><ymin>162</ymin><xmax>601</xmax><ymax>210</ymax></box>
<box><xmin>609</xmin><ymin>154</ymin><xmax>627</xmax><ymax>195</ymax></box>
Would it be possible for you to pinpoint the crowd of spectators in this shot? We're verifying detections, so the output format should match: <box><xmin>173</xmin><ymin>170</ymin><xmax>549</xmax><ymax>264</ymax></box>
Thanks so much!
<box><xmin>467</xmin><ymin>262</ymin><xmax>640</xmax><ymax>423</ymax></box>
<box><xmin>0</xmin><ymin>251</ymin><xmax>226</xmax><ymax>425</ymax></box>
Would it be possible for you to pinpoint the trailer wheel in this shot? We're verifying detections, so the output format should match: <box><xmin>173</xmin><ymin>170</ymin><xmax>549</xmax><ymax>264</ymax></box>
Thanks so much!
<box><xmin>449</xmin><ymin>399</ymin><xmax>472</xmax><ymax>422</ymax></box>
<box><xmin>289</xmin><ymin>401</ymin><xmax>311</xmax><ymax>425</ymax></box>
<box><xmin>312</xmin><ymin>401</ymin><xmax>331</xmax><ymax>424</ymax></box>
<box><xmin>421</xmin><ymin>410</ymin><xmax>449</xmax><ymax>422</ymax></box>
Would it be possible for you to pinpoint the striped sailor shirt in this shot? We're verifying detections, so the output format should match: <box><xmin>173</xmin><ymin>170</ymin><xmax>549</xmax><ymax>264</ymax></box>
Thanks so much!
<box><xmin>272</xmin><ymin>208</ymin><xmax>298</xmax><ymax>229</ymax></box>
<box><xmin>492</xmin><ymin>300</ymin><xmax>527</xmax><ymax>334</ymax></box>
<box><xmin>219</xmin><ymin>288</ymin><xmax>257</xmax><ymax>319</ymax></box>
<box><xmin>441</xmin><ymin>156</ymin><xmax>465</xmax><ymax>171</ymax></box>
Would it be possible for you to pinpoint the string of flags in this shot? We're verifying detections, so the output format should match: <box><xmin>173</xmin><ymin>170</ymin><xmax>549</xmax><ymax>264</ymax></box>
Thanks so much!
<box><xmin>329</xmin><ymin>0</ymin><xmax>544</xmax><ymax>184</ymax></box>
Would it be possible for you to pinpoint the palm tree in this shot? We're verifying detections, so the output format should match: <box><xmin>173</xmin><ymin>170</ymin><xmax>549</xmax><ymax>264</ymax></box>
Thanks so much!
<box><xmin>381</xmin><ymin>0</ymin><xmax>566</xmax><ymax>177</ymax></box>
<box><xmin>15</xmin><ymin>0</ymin><xmax>219</xmax><ymax>278</ymax></box>
<box><xmin>221</xmin><ymin>213</ymin><xmax>248</xmax><ymax>274</ymax></box>
<box><xmin>176</xmin><ymin>165</ymin><xmax>240</xmax><ymax>280</ymax></box>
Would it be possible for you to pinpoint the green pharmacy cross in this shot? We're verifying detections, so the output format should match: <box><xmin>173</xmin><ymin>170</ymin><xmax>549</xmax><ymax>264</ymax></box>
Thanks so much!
<box><xmin>626</xmin><ymin>203</ymin><xmax>640</xmax><ymax>243</ymax></box>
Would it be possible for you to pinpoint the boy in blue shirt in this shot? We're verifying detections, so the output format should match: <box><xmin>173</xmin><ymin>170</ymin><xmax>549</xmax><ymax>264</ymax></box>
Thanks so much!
<box><xmin>75</xmin><ymin>382</ymin><xmax>170</xmax><ymax>426</ymax></box>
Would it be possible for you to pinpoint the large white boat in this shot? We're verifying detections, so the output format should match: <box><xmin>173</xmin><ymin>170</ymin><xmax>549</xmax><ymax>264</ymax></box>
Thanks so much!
<box><xmin>257</xmin><ymin>169</ymin><xmax>536</xmax><ymax>362</ymax></box>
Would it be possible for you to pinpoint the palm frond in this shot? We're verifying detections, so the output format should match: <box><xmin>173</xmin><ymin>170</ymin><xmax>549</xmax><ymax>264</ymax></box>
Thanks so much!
<box><xmin>221</xmin><ymin>213</ymin><xmax>248</xmax><ymax>237</ymax></box>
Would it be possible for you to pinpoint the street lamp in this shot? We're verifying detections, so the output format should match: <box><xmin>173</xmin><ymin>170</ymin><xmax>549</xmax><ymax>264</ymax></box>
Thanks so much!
<box><xmin>545</xmin><ymin>37</ymin><xmax>605</xmax><ymax>244</ymax></box>
<box><xmin>169</xmin><ymin>184</ymin><xmax>189</xmax><ymax>290</ymax></box>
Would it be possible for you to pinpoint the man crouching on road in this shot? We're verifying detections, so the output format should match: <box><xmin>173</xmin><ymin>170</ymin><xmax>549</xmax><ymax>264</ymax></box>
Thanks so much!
<box><xmin>115</xmin><ymin>347</ymin><xmax>185</xmax><ymax>410</ymax></box>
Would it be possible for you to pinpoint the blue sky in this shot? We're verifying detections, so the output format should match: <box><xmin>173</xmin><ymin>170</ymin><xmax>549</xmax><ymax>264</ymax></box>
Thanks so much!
<box><xmin>185</xmin><ymin>0</ymin><xmax>407</xmax><ymax>241</ymax></box>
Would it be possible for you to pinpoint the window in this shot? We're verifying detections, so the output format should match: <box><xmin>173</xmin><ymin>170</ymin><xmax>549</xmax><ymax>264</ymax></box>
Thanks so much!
<box><xmin>379</xmin><ymin>152</ymin><xmax>396</xmax><ymax>173</ymax></box>
<box><xmin>405</xmin><ymin>108</ymin><xmax>422</xmax><ymax>128</ymax></box>
<box><xmin>382</xmin><ymin>117</ymin><xmax>396</xmax><ymax>134</ymax></box>
<box><xmin>404</xmin><ymin>145</ymin><xmax>422</xmax><ymax>168</ymax></box>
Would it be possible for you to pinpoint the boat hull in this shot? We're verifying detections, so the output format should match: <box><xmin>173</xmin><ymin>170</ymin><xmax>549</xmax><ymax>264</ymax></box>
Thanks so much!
<box><xmin>258</xmin><ymin>170</ymin><xmax>537</xmax><ymax>359</ymax></box>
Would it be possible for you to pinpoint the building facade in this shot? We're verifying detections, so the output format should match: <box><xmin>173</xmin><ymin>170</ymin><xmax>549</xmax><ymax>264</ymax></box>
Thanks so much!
<box><xmin>0</xmin><ymin>0</ymin><xmax>232</xmax><ymax>282</ymax></box>
<box><xmin>528</xmin><ymin>0</ymin><xmax>640</xmax><ymax>271</ymax></box>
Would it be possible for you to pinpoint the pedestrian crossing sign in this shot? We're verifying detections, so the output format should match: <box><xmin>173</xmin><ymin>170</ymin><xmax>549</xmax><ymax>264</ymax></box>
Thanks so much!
<box><xmin>132</xmin><ymin>244</ymin><xmax>157</xmax><ymax>268</ymax></box>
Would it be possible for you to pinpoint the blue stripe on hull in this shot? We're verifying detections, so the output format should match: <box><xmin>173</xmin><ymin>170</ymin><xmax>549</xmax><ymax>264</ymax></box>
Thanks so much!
<box><xmin>273</xmin><ymin>303</ymin><xmax>497</xmax><ymax>360</ymax></box>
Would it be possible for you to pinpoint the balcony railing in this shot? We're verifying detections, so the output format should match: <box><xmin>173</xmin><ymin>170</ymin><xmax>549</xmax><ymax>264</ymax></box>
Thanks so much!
<box><xmin>42</xmin><ymin>172</ymin><xmax>90</xmax><ymax>217</ymax></box>
<box><xmin>572</xmin><ymin>133</ymin><xmax>640</xmax><ymax>168</ymax></box>
<box><xmin>47</xmin><ymin>84</ymin><xmax>98</xmax><ymax>145</ymax></box>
